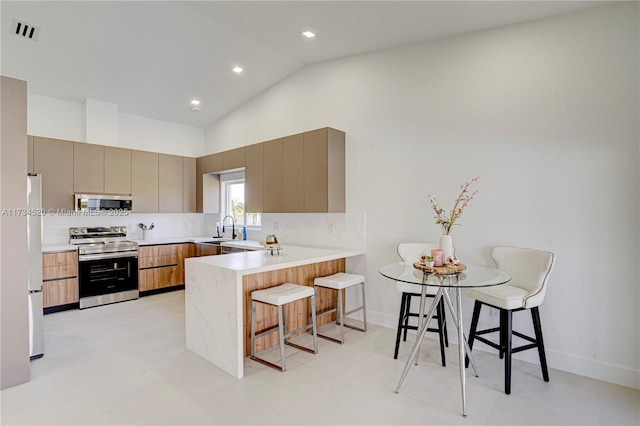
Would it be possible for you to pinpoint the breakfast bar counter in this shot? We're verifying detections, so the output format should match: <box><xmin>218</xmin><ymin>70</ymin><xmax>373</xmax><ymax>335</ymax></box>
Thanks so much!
<box><xmin>185</xmin><ymin>245</ymin><xmax>365</xmax><ymax>378</ymax></box>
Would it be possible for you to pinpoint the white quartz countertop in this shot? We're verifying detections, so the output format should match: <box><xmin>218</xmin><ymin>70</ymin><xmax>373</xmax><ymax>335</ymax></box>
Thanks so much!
<box><xmin>133</xmin><ymin>236</ymin><xmax>233</xmax><ymax>246</ymax></box>
<box><xmin>134</xmin><ymin>236</ymin><xmax>266</xmax><ymax>251</ymax></box>
<box><xmin>42</xmin><ymin>244</ymin><xmax>77</xmax><ymax>253</ymax></box>
<box><xmin>185</xmin><ymin>244</ymin><xmax>365</xmax><ymax>276</ymax></box>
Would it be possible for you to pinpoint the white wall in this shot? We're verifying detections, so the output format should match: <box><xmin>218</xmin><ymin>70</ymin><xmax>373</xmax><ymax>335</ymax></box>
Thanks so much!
<box><xmin>27</xmin><ymin>94</ymin><xmax>204</xmax><ymax>156</ymax></box>
<box><xmin>118</xmin><ymin>112</ymin><xmax>203</xmax><ymax>157</ymax></box>
<box><xmin>28</xmin><ymin>95</ymin><xmax>206</xmax><ymax>242</ymax></box>
<box><xmin>205</xmin><ymin>3</ymin><xmax>640</xmax><ymax>389</ymax></box>
<box><xmin>28</xmin><ymin>93</ymin><xmax>85</xmax><ymax>142</ymax></box>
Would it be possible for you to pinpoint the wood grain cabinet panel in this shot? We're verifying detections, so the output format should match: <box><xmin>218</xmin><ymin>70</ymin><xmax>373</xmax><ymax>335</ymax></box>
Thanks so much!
<box><xmin>183</xmin><ymin>157</ymin><xmax>196</xmax><ymax>213</ymax></box>
<box><xmin>283</xmin><ymin>133</ymin><xmax>304</xmax><ymax>213</ymax></box>
<box><xmin>43</xmin><ymin>279</ymin><xmax>79</xmax><ymax>308</ymax></box>
<box><xmin>158</xmin><ymin>154</ymin><xmax>183</xmax><ymax>213</ymax></box>
<box><xmin>131</xmin><ymin>150</ymin><xmax>159</xmax><ymax>213</ymax></box>
<box><xmin>222</xmin><ymin>147</ymin><xmax>245</xmax><ymax>170</ymax></box>
<box><xmin>193</xmin><ymin>244</ymin><xmax>218</xmax><ymax>257</ymax></box>
<box><xmin>241</xmin><ymin>258</ymin><xmax>345</xmax><ymax>356</ymax></box>
<box><xmin>245</xmin><ymin>143</ymin><xmax>263</xmax><ymax>213</ymax></box>
<box><xmin>33</xmin><ymin>137</ymin><xmax>75</xmax><ymax>210</ymax></box>
<box><xmin>42</xmin><ymin>251</ymin><xmax>79</xmax><ymax>309</ymax></box>
<box><xmin>138</xmin><ymin>244</ymin><xmax>189</xmax><ymax>292</ymax></box>
<box><xmin>104</xmin><ymin>147</ymin><xmax>132</xmax><ymax>194</ymax></box>
<box><xmin>262</xmin><ymin>139</ymin><xmax>284</xmax><ymax>213</ymax></box>
<box><xmin>73</xmin><ymin>142</ymin><xmax>105</xmax><ymax>194</ymax></box>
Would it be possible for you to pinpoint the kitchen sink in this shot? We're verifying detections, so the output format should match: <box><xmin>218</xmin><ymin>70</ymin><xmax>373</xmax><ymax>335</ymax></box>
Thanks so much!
<box><xmin>195</xmin><ymin>238</ymin><xmax>232</xmax><ymax>245</ymax></box>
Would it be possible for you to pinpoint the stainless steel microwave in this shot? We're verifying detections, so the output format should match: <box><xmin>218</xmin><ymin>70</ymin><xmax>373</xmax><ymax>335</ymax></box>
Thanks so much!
<box><xmin>74</xmin><ymin>194</ymin><xmax>133</xmax><ymax>212</ymax></box>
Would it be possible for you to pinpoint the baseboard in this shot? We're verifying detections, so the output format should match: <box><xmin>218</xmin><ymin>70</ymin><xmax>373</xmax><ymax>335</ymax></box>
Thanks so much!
<box><xmin>545</xmin><ymin>350</ymin><xmax>639</xmax><ymax>390</ymax></box>
<box><xmin>140</xmin><ymin>285</ymin><xmax>185</xmax><ymax>297</ymax></box>
<box><xmin>365</xmin><ymin>310</ymin><xmax>640</xmax><ymax>390</ymax></box>
<box><xmin>44</xmin><ymin>302</ymin><xmax>79</xmax><ymax>314</ymax></box>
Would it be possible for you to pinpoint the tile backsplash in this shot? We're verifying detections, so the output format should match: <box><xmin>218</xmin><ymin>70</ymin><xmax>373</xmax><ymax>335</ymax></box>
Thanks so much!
<box><xmin>44</xmin><ymin>211</ymin><xmax>365</xmax><ymax>249</ymax></box>
<box><xmin>43</xmin><ymin>213</ymin><xmax>205</xmax><ymax>244</ymax></box>
<box><xmin>205</xmin><ymin>212</ymin><xmax>366</xmax><ymax>249</ymax></box>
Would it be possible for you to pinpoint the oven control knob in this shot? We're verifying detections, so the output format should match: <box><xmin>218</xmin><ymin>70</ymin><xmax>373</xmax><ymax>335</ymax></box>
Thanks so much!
<box><xmin>71</xmin><ymin>228</ymin><xmax>78</xmax><ymax>234</ymax></box>
<box><xmin>81</xmin><ymin>227</ymin><xmax>87</xmax><ymax>234</ymax></box>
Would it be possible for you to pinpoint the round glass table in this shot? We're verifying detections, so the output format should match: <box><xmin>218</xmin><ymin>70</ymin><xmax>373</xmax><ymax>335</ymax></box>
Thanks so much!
<box><xmin>379</xmin><ymin>262</ymin><xmax>511</xmax><ymax>417</ymax></box>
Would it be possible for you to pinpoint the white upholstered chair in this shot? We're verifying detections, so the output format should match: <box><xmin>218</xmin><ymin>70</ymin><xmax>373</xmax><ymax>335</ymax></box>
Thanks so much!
<box><xmin>465</xmin><ymin>246</ymin><xmax>555</xmax><ymax>394</ymax></box>
<box><xmin>394</xmin><ymin>243</ymin><xmax>448</xmax><ymax>365</ymax></box>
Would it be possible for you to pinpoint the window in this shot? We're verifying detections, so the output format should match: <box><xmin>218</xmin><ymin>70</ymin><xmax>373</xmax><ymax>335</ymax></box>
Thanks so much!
<box><xmin>221</xmin><ymin>176</ymin><xmax>261</xmax><ymax>228</ymax></box>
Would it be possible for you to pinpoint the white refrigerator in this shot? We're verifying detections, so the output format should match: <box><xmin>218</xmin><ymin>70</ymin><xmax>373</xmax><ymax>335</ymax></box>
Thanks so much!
<box><xmin>27</xmin><ymin>174</ymin><xmax>44</xmax><ymax>359</ymax></box>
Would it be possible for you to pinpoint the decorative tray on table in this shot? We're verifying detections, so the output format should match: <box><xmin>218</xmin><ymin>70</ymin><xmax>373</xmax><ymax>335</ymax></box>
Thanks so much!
<box><xmin>413</xmin><ymin>262</ymin><xmax>466</xmax><ymax>275</ymax></box>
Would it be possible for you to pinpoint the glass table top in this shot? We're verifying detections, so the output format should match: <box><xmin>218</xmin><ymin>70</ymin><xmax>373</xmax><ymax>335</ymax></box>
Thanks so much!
<box><xmin>379</xmin><ymin>262</ymin><xmax>511</xmax><ymax>288</ymax></box>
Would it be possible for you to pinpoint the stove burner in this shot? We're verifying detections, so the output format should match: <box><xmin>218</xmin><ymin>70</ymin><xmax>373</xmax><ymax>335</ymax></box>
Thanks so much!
<box><xmin>69</xmin><ymin>226</ymin><xmax>138</xmax><ymax>258</ymax></box>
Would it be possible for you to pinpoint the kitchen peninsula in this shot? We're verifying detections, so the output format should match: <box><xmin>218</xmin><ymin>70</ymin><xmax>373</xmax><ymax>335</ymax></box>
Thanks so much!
<box><xmin>185</xmin><ymin>245</ymin><xmax>365</xmax><ymax>378</ymax></box>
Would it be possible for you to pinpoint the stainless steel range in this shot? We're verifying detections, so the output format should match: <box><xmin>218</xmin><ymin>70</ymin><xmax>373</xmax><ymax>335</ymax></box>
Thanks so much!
<box><xmin>69</xmin><ymin>226</ymin><xmax>139</xmax><ymax>309</ymax></box>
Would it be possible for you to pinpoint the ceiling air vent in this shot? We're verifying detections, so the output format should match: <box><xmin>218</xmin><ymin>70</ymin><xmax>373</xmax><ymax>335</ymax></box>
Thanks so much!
<box><xmin>11</xmin><ymin>19</ymin><xmax>41</xmax><ymax>41</ymax></box>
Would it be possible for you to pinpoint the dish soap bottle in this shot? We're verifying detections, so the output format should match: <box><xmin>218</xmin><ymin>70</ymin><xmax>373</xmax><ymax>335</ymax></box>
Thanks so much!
<box><xmin>242</xmin><ymin>226</ymin><xmax>247</xmax><ymax>240</ymax></box>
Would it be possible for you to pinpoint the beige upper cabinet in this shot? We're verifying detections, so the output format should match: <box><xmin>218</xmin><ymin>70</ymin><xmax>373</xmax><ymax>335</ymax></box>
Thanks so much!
<box><xmin>73</xmin><ymin>143</ymin><xmax>104</xmax><ymax>194</ymax></box>
<box><xmin>183</xmin><ymin>157</ymin><xmax>196</xmax><ymax>213</ymax></box>
<box><xmin>262</xmin><ymin>138</ymin><xmax>284</xmax><ymax>213</ymax></box>
<box><xmin>202</xmin><ymin>153</ymin><xmax>222</xmax><ymax>174</ymax></box>
<box><xmin>195</xmin><ymin>157</ymin><xmax>203</xmax><ymax>213</ymax></box>
<box><xmin>131</xmin><ymin>150</ymin><xmax>159</xmax><ymax>213</ymax></box>
<box><xmin>222</xmin><ymin>147</ymin><xmax>246</xmax><ymax>170</ymax></box>
<box><xmin>33</xmin><ymin>137</ymin><xmax>74</xmax><ymax>210</ymax></box>
<box><xmin>245</xmin><ymin>143</ymin><xmax>263</xmax><ymax>213</ymax></box>
<box><xmin>158</xmin><ymin>154</ymin><xmax>183</xmax><ymax>213</ymax></box>
<box><xmin>303</xmin><ymin>128</ymin><xmax>345</xmax><ymax>213</ymax></box>
<box><xmin>283</xmin><ymin>133</ymin><xmax>304</xmax><ymax>213</ymax></box>
<box><xmin>104</xmin><ymin>147</ymin><xmax>132</xmax><ymax>194</ymax></box>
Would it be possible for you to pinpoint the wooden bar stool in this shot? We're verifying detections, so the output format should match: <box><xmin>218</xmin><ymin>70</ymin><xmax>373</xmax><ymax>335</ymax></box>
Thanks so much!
<box><xmin>314</xmin><ymin>272</ymin><xmax>367</xmax><ymax>344</ymax></box>
<box><xmin>250</xmin><ymin>283</ymin><xmax>318</xmax><ymax>372</ymax></box>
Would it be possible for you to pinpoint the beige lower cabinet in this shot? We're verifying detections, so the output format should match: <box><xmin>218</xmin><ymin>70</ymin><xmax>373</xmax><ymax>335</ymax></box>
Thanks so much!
<box><xmin>42</xmin><ymin>251</ymin><xmax>79</xmax><ymax>309</ymax></box>
<box><xmin>138</xmin><ymin>243</ymin><xmax>191</xmax><ymax>292</ymax></box>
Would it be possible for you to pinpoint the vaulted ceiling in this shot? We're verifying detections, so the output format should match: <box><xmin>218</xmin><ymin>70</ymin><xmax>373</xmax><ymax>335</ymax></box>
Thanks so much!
<box><xmin>1</xmin><ymin>1</ymin><xmax>602</xmax><ymax>128</ymax></box>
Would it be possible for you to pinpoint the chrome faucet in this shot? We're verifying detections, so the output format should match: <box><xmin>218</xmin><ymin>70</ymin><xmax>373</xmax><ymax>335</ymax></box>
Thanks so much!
<box><xmin>222</xmin><ymin>215</ymin><xmax>236</xmax><ymax>239</ymax></box>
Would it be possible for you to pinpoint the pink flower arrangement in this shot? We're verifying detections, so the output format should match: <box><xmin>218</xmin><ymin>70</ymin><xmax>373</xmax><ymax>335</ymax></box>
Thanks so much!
<box><xmin>429</xmin><ymin>177</ymin><xmax>479</xmax><ymax>235</ymax></box>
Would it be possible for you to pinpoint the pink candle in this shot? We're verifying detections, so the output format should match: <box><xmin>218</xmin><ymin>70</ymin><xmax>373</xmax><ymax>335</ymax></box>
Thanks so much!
<box><xmin>431</xmin><ymin>249</ymin><xmax>444</xmax><ymax>267</ymax></box>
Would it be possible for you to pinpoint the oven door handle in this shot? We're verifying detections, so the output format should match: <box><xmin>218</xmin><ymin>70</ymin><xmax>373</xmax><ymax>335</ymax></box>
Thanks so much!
<box><xmin>79</xmin><ymin>251</ymin><xmax>138</xmax><ymax>261</ymax></box>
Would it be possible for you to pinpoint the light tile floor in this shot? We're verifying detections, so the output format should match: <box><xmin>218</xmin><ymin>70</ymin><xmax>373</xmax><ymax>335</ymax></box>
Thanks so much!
<box><xmin>1</xmin><ymin>291</ymin><xmax>638</xmax><ymax>425</ymax></box>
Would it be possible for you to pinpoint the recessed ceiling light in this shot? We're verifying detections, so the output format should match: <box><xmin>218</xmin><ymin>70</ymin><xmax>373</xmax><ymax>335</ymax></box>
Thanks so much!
<box><xmin>302</xmin><ymin>31</ymin><xmax>315</xmax><ymax>38</ymax></box>
<box><xmin>232</xmin><ymin>66</ymin><xmax>243</xmax><ymax>74</ymax></box>
<box><xmin>190</xmin><ymin>99</ymin><xmax>201</xmax><ymax>106</ymax></box>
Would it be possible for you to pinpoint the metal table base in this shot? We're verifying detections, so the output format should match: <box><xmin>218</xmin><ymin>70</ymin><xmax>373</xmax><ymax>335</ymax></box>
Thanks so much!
<box><xmin>394</xmin><ymin>283</ymin><xmax>479</xmax><ymax>417</ymax></box>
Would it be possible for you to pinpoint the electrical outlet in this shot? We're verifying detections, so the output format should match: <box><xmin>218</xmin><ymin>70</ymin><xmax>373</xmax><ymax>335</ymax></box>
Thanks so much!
<box><xmin>328</xmin><ymin>224</ymin><xmax>335</xmax><ymax>233</ymax></box>
<box><xmin>274</xmin><ymin>222</ymin><xmax>280</xmax><ymax>230</ymax></box>
<box><xmin>490</xmin><ymin>307</ymin><xmax>498</xmax><ymax>317</ymax></box>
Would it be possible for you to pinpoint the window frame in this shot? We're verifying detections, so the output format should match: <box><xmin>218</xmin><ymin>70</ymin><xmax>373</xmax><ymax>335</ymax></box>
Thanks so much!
<box><xmin>219</xmin><ymin>172</ymin><xmax>261</xmax><ymax>230</ymax></box>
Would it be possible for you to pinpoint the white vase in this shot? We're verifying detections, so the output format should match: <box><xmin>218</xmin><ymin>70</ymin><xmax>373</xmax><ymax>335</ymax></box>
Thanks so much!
<box><xmin>439</xmin><ymin>234</ymin><xmax>453</xmax><ymax>263</ymax></box>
